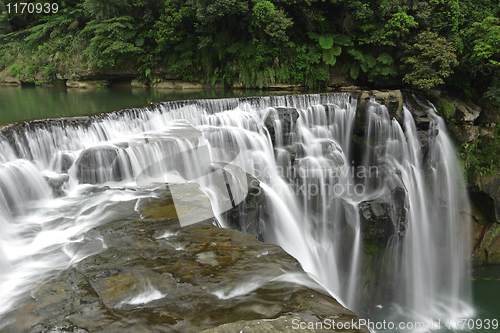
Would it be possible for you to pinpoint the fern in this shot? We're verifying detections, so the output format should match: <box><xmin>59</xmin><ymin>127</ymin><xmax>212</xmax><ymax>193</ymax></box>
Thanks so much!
<box><xmin>82</xmin><ymin>16</ymin><xmax>144</xmax><ymax>68</ymax></box>
<box><xmin>377</xmin><ymin>52</ymin><xmax>393</xmax><ymax>65</ymax></box>
<box><xmin>350</xmin><ymin>64</ymin><xmax>360</xmax><ymax>79</ymax></box>
<box><xmin>333</xmin><ymin>35</ymin><xmax>352</xmax><ymax>46</ymax></box>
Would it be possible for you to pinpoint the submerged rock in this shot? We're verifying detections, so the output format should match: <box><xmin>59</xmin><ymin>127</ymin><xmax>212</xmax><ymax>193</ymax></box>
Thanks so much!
<box><xmin>44</xmin><ymin>173</ymin><xmax>70</xmax><ymax>197</ymax></box>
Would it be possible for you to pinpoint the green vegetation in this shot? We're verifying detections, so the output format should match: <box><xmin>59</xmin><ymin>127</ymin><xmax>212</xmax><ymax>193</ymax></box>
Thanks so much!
<box><xmin>0</xmin><ymin>0</ymin><xmax>499</xmax><ymax>96</ymax></box>
<box><xmin>436</xmin><ymin>100</ymin><xmax>455</xmax><ymax>120</ymax></box>
<box><xmin>461</xmin><ymin>126</ymin><xmax>500</xmax><ymax>183</ymax></box>
<box><xmin>363</xmin><ymin>239</ymin><xmax>380</xmax><ymax>256</ymax></box>
<box><xmin>402</xmin><ymin>30</ymin><xmax>458</xmax><ymax>89</ymax></box>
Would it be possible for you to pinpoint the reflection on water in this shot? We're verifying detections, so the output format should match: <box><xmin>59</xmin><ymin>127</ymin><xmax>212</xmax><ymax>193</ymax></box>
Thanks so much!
<box><xmin>0</xmin><ymin>86</ymin><xmax>275</xmax><ymax>125</ymax></box>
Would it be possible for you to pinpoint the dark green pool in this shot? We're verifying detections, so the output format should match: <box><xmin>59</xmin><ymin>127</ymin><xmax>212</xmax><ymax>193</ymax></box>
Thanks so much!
<box><xmin>472</xmin><ymin>265</ymin><xmax>500</xmax><ymax>332</ymax></box>
<box><xmin>0</xmin><ymin>86</ymin><xmax>274</xmax><ymax>125</ymax></box>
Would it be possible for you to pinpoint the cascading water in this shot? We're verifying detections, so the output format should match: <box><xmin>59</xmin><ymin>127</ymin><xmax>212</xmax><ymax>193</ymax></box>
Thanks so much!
<box><xmin>357</xmin><ymin>95</ymin><xmax>474</xmax><ymax>328</ymax></box>
<box><xmin>0</xmin><ymin>93</ymin><xmax>473</xmax><ymax>330</ymax></box>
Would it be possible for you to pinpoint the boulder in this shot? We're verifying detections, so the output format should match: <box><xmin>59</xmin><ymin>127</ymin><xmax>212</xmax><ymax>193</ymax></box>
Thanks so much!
<box><xmin>452</xmin><ymin>98</ymin><xmax>481</xmax><ymax>123</ymax></box>
<box><xmin>221</xmin><ymin>173</ymin><xmax>264</xmax><ymax>240</ymax></box>
<box><xmin>464</xmin><ymin>125</ymin><xmax>480</xmax><ymax>142</ymax></box>
<box><xmin>265</xmin><ymin>107</ymin><xmax>299</xmax><ymax>146</ymax></box>
<box><xmin>75</xmin><ymin>145</ymin><xmax>131</xmax><ymax>184</ymax></box>
<box><xmin>359</xmin><ymin>187</ymin><xmax>406</xmax><ymax>241</ymax></box>
<box><xmin>479</xmin><ymin>126</ymin><xmax>495</xmax><ymax>139</ymax></box>
<box><xmin>339</xmin><ymin>86</ymin><xmax>362</xmax><ymax>91</ymax></box>
<box><xmin>130</xmin><ymin>79</ymin><xmax>147</xmax><ymax>88</ymax></box>
<box><xmin>359</xmin><ymin>200</ymin><xmax>394</xmax><ymax>240</ymax></box>
<box><xmin>266</xmin><ymin>83</ymin><xmax>301</xmax><ymax>90</ymax></box>
<box><xmin>51</xmin><ymin>152</ymin><xmax>75</xmax><ymax>174</ymax></box>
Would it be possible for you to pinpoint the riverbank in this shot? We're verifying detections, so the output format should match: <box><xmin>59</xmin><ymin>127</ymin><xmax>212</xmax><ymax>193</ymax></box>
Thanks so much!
<box><xmin>0</xmin><ymin>66</ymin><xmax>335</xmax><ymax>91</ymax></box>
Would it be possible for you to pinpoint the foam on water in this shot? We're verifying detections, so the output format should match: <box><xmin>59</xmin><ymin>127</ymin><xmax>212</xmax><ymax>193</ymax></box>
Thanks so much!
<box><xmin>0</xmin><ymin>93</ymin><xmax>473</xmax><ymax>325</ymax></box>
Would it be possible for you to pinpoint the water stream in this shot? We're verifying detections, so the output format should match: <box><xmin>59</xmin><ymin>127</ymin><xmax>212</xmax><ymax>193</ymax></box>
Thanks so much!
<box><xmin>0</xmin><ymin>91</ymin><xmax>475</xmax><ymax>330</ymax></box>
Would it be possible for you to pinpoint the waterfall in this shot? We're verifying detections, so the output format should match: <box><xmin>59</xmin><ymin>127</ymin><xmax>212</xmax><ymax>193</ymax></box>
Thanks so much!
<box><xmin>0</xmin><ymin>93</ymin><xmax>472</xmax><ymax>327</ymax></box>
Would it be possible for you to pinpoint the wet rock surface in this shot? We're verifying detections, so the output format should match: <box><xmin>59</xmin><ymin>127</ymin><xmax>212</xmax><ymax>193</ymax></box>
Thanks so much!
<box><xmin>359</xmin><ymin>199</ymin><xmax>397</xmax><ymax>240</ymax></box>
<box><xmin>356</xmin><ymin>188</ymin><xmax>407</xmax><ymax>314</ymax></box>
<box><xmin>220</xmin><ymin>173</ymin><xmax>264</xmax><ymax>240</ymax></box>
<box><xmin>355</xmin><ymin>90</ymin><xmax>404</xmax><ymax>134</ymax></box>
<box><xmin>1</xmin><ymin>184</ymin><xmax>368</xmax><ymax>333</ymax></box>
<box><xmin>471</xmin><ymin>174</ymin><xmax>500</xmax><ymax>266</ymax></box>
<box><xmin>44</xmin><ymin>173</ymin><xmax>70</xmax><ymax>197</ymax></box>
<box><xmin>471</xmin><ymin>174</ymin><xmax>500</xmax><ymax>222</ymax></box>
<box><xmin>265</xmin><ymin>107</ymin><xmax>299</xmax><ymax>146</ymax></box>
<box><xmin>75</xmin><ymin>146</ymin><xmax>131</xmax><ymax>185</ymax></box>
<box><xmin>472</xmin><ymin>216</ymin><xmax>500</xmax><ymax>266</ymax></box>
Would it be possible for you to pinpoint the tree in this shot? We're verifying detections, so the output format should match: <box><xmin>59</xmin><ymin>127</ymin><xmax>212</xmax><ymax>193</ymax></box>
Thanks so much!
<box><xmin>82</xmin><ymin>16</ymin><xmax>144</xmax><ymax>68</ymax></box>
<box><xmin>0</xmin><ymin>0</ymin><xmax>12</xmax><ymax>35</ymax></box>
<box><xmin>251</xmin><ymin>1</ymin><xmax>293</xmax><ymax>44</ymax></box>
<box><xmin>402</xmin><ymin>30</ymin><xmax>458</xmax><ymax>89</ymax></box>
<box><xmin>468</xmin><ymin>16</ymin><xmax>500</xmax><ymax>70</ymax></box>
<box><xmin>83</xmin><ymin>0</ymin><xmax>128</xmax><ymax>21</ymax></box>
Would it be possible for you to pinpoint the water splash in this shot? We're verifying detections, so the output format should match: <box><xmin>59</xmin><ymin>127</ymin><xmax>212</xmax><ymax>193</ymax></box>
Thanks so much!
<box><xmin>0</xmin><ymin>93</ymin><xmax>472</xmax><ymax>326</ymax></box>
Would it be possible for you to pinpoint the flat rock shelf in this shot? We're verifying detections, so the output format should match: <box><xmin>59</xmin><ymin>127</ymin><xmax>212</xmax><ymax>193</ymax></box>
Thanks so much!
<box><xmin>1</xmin><ymin>184</ymin><xmax>368</xmax><ymax>333</ymax></box>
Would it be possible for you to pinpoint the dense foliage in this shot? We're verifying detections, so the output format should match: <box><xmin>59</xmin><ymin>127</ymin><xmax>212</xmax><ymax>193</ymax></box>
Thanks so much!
<box><xmin>460</xmin><ymin>126</ymin><xmax>500</xmax><ymax>184</ymax></box>
<box><xmin>0</xmin><ymin>0</ymin><xmax>499</xmax><ymax>97</ymax></box>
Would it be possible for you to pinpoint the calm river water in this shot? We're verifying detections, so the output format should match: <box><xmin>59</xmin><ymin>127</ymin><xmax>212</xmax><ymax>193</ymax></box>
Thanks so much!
<box><xmin>0</xmin><ymin>85</ymin><xmax>272</xmax><ymax>125</ymax></box>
